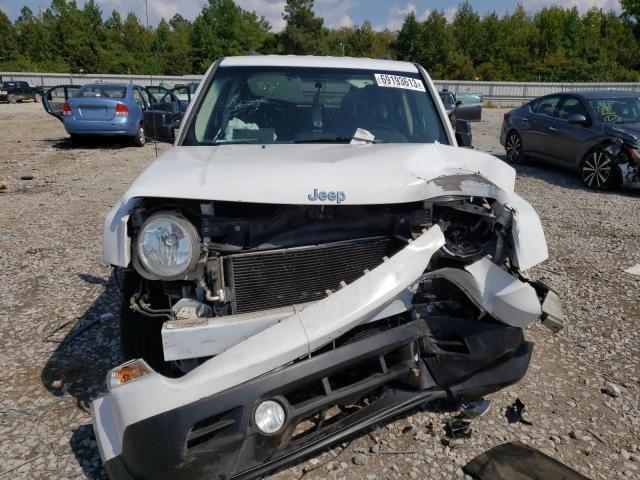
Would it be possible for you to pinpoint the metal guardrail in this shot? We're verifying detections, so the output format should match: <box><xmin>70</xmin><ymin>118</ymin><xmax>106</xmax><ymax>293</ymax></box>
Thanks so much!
<box><xmin>0</xmin><ymin>71</ymin><xmax>202</xmax><ymax>88</ymax></box>
<box><xmin>1</xmin><ymin>71</ymin><xmax>639</xmax><ymax>101</ymax></box>
<box><xmin>433</xmin><ymin>80</ymin><xmax>640</xmax><ymax>102</ymax></box>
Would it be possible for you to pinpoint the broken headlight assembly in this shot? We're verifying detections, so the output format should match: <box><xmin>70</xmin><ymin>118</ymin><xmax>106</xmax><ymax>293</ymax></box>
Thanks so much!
<box><xmin>134</xmin><ymin>212</ymin><xmax>201</xmax><ymax>280</ymax></box>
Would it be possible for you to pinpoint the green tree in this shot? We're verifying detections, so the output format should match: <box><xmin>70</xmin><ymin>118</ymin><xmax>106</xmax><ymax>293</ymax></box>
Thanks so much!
<box><xmin>0</xmin><ymin>10</ymin><xmax>18</xmax><ymax>67</ymax></box>
<box><xmin>621</xmin><ymin>0</ymin><xmax>640</xmax><ymax>22</ymax></box>
<box><xmin>419</xmin><ymin>11</ymin><xmax>453</xmax><ymax>76</ymax></box>
<box><xmin>451</xmin><ymin>2</ymin><xmax>483</xmax><ymax>65</ymax></box>
<box><xmin>393</xmin><ymin>12</ymin><xmax>422</xmax><ymax>62</ymax></box>
<box><xmin>191</xmin><ymin>0</ymin><xmax>271</xmax><ymax>72</ymax></box>
<box><xmin>279</xmin><ymin>0</ymin><xmax>327</xmax><ymax>54</ymax></box>
<box><xmin>345</xmin><ymin>21</ymin><xmax>374</xmax><ymax>57</ymax></box>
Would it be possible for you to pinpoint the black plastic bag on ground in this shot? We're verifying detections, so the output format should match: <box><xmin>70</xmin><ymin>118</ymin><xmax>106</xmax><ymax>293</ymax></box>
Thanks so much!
<box><xmin>463</xmin><ymin>442</ymin><xmax>590</xmax><ymax>480</ymax></box>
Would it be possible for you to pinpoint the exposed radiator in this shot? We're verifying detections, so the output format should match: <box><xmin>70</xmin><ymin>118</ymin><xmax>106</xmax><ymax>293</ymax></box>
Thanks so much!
<box><xmin>224</xmin><ymin>237</ymin><xmax>394</xmax><ymax>314</ymax></box>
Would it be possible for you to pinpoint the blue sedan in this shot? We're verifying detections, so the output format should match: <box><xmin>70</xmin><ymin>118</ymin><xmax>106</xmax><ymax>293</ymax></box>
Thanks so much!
<box><xmin>44</xmin><ymin>83</ymin><xmax>151</xmax><ymax>146</ymax></box>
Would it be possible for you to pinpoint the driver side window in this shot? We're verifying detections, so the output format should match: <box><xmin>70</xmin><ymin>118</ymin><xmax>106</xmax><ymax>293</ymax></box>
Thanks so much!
<box><xmin>557</xmin><ymin>97</ymin><xmax>587</xmax><ymax>120</ymax></box>
<box><xmin>533</xmin><ymin>95</ymin><xmax>560</xmax><ymax>117</ymax></box>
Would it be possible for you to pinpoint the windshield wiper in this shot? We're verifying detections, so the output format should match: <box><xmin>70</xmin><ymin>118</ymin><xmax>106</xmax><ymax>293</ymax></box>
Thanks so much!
<box><xmin>212</xmin><ymin>140</ymin><xmax>263</xmax><ymax>146</ymax></box>
<box><xmin>292</xmin><ymin>138</ymin><xmax>351</xmax><ymax>144</ymax></box>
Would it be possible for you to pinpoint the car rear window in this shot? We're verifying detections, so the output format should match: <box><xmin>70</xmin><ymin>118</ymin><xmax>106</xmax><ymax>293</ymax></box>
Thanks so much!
<box><xmin>74</xmin><ymin>85</ymin><xmax>127</xmax><ymax>99</ymax></box>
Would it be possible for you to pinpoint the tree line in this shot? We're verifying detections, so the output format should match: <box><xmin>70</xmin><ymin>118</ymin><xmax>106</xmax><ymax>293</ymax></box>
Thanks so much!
<box><xmin>0</xmin><ymin>0</ymin><xmax>639</xmax><ymax>81</ymax></box>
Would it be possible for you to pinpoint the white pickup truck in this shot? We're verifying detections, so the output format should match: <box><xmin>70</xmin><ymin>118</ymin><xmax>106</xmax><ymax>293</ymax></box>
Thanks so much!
<box><xmin>92</xmin><ymin>55</ymin><xmax>563</xmax><ymax>480</ymax></box>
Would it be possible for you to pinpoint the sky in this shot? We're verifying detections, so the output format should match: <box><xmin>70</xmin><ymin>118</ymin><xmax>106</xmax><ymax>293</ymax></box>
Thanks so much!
<box><xmin>0</xmin><ymin>0</ymin><xmax>623</xmax><ymax>32</ymax></box>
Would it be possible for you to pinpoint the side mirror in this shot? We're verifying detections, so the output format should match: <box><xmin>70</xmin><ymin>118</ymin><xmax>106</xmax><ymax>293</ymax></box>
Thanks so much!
<box><xmin>567</xmin><ymin>114</ymin><xmax>588</xmax><ymax>126</ymax></box>
<box><xmin>455</xmin><ymin>100</ymin><xmax>462</xmax><ymax>107</ymax></box>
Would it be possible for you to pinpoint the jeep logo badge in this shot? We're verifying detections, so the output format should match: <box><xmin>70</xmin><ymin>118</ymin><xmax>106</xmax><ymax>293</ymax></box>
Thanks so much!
<box><xmin>307</xmin><ymin>188</ymin><xmax>346</xmax><ymax>204</ymax></box>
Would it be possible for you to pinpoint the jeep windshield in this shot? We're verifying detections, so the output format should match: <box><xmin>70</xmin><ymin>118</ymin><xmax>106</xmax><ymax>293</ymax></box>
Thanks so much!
<box><xmin>183</xmin><ymin>66</ymin><xmax>448</xmax><ymax>145</ymax></box>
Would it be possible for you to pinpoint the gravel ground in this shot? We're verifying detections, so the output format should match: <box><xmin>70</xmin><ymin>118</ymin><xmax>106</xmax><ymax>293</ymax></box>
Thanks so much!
<box><xmin>0</xmin><ymin>103</ymin><xmax>638</xmax><ymax>480</ymax></box>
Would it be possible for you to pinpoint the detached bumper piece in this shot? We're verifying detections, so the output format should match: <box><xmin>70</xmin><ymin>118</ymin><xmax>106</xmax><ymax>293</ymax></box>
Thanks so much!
<box><xmin>463</xmin><ymin>441</ymin><xmax>589</xmax><ymax>480</ymax></box>
<box><xmin>102</xmin><ymin>316</ymin><xmax>532</xmax><ymax>480</ymax></box>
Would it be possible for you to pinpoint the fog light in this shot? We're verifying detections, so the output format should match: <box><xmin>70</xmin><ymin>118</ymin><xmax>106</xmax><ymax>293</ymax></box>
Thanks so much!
<box><xmin>108</xmin><ymin>359</ymin><xmax>151</xmax><ymax>390</ymax></box>
<box><xmin>254</xmin><ymin>400</ymin><xmax>286</xmax><ymax>434</ymax></box>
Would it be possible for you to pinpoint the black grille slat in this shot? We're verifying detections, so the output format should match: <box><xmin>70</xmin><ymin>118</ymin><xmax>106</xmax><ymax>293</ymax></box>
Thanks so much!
<box><xmin>226</xmin><ymin>238</ymin><xmax>393</xmax><ymax>314</ymax></box>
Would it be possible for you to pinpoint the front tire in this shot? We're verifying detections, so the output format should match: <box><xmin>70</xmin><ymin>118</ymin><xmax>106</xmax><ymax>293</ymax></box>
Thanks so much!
<box><xmin>8</xmin><ymin>94</ymin><xmax>17</xmax><ymax>104</ymax></box>
<box><xmin>581</xmin><ymin>147</ymin><xmax>618</xmax><ymax>190</ymax></box>
<box><xmin>132</xmin><ymin>125</ymin><xmax>146</xmax><ymax>147</ymax></box>
<box><xmin>505</xmin><ymin>131</ymin><xmax>525</xmax><ymax>164</ymax></box>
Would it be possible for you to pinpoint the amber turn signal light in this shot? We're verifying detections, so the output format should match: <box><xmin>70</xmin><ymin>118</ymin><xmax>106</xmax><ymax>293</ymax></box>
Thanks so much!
<box><xmin>108</xmin><ymin>359</ymin><xmax>151</xmax><ymax>390</ymax></box>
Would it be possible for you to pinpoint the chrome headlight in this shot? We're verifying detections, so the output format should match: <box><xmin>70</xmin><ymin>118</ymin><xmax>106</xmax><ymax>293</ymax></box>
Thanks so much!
<box><xmin>136</xmin><ymin>213</ymin><xmax>200</xmax><ymax>279</ymax></box>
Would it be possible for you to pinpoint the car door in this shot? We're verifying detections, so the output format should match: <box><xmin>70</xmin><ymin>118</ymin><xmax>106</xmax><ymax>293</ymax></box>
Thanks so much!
<box><xmin>454</xmin><ymin>93</ymin><xmax>482</xmax><ymax>122</ymax></box>
<box><xmin>552</xmin><ymin>95</ymin><xmax>592</xmax><ymax>166</ymax></box>
<box><xmin>42</xmin><ymin>85</ymin><xmax>81</xmax><ymax>121</ymax></box>
<box><xmin>524</xmin><ymin>94</ymin><xmax>562</xmax><ymax>158</ymax></box>
<box><xmin>172</xmin><ymin>86</ymin><xmax>192</xmax><ymax>113</ymax></box>
<box><xmin>143</xmin><ymin>90</ymin><xmax>181</xmax><ymax>143</ymax></box>
<box><xmin>146</xmin><ymin>86</ymin><xmax>170</xmax><ymax>105</ymax></box>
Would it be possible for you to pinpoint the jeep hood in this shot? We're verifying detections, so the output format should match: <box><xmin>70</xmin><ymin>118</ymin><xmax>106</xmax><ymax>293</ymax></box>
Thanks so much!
<box><xmin>122</xmin><ymin>143</ymin><xmax>516</xmax><ymax>205</ymax></box>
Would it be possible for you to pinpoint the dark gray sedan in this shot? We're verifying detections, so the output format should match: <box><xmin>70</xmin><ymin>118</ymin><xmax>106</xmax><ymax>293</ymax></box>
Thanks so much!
<box><xmin>500</xmin><ymin>91</ymin><xmax>640</xmax><ymax>190</ymax></box>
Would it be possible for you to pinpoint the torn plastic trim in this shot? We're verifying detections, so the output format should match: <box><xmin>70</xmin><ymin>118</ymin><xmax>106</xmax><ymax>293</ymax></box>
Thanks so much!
<box><xmin>92</xmin><ymin>225</ymin><xmax>446</xmax><ymax>461</ymax></box>
<box><xmin>423</xmin><ymin>257</ymin><xmax>542</xmax><ymax>328</ymax></box>
<box><xmin>103</xmin><ymin>197</ymin><xmax>140</xmax><ymax>267</ymax></box>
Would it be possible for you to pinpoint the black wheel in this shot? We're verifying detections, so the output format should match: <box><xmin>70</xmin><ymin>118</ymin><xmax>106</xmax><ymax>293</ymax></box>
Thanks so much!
<box><xmin>119</xmin><ymin>271</ymin><xmax>169</xmax><ymax>374</ymax></box>
<box><xmin>132</xmin><ymin>125</ymin><xmax>146</xmax><ymax>147</ymax></box>
<box><xmin>581</xmin><ymin>147</ymin><xmax>618</xmax><ymax>190</ymax></box>
<box><xmin>7</xmin><ymin>94</ymin><xmax>17</xmax><ymax>104</ymax></box>
<box><xmin>505</xmin><ymin>131</ymin><xmax>525</xmax><ymax>164</ymax></box>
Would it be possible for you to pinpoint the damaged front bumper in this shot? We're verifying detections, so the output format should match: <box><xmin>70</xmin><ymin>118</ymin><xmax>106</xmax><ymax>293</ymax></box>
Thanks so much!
<box><xmin>92</xmin><ymin>225</ymin><xmax>561</xmax><ymax>479</ymax></box>
<box><xmin>96</xmin><ymin>317</ymin><xmax>532</xmax><ymax>480</ymax></box>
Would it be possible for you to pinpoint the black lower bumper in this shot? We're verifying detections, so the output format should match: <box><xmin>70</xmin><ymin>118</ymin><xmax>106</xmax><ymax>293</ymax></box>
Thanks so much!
<box><xmin>104</xmin><ymin>316</ymin><xmax>533</xmax><ymax>480</ymax></box>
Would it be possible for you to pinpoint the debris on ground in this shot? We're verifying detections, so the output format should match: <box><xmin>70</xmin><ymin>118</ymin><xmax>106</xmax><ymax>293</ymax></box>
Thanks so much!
<box><xmin>444</xmin><ymin>418</ymin><xmax>472</xmax><ymax>439</ymax></box>
<box><xmin>460</xmin><ymin>399</ymin><xmax>492</xmax><ymax>418</ymax></box>
<box><xmin>625</xmin><ymin>264</ymin><xmax>640</xmax><ymax>276</ymax></box>
<box><xmin>463</xmin><ymin>441</ymin><xmax>591</xmax><ymax>480</ymax></box>
<box><xmin>603</xmin><ymin>382</ymin><xmax>621</xmax><ymax>397</ymax></box>
<box><xmin>505</xmin><ymin>398</ymin><xmax>533</xmax><ymax>425</ymax></box>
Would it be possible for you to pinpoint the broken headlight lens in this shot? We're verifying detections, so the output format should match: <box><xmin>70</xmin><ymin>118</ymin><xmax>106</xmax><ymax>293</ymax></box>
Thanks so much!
<box><xmin>137</xmin><ymin>214</ymin><xmax>198</xmax><ymax>279</ymax></box>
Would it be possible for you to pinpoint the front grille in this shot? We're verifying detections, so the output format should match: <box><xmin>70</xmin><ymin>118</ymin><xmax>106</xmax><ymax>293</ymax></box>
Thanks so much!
<box><xmin>225</xmin><ymin>237</ymin><xmax>394</xmax><ymax>314</ymax></box>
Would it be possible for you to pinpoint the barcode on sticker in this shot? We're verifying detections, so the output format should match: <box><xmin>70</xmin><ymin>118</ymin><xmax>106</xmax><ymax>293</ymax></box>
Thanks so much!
<box><xmin>374</xmin><ymin>74</ymin><xmax>426</xmax><ymax>92</ymax></box>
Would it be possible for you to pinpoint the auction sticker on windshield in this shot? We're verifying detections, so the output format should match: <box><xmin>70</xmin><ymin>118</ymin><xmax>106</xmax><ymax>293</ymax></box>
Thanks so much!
<box><xmin>375</xmin><ymin>74</ymin><xmax>426</xmax><ymax>92</ymax></box>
